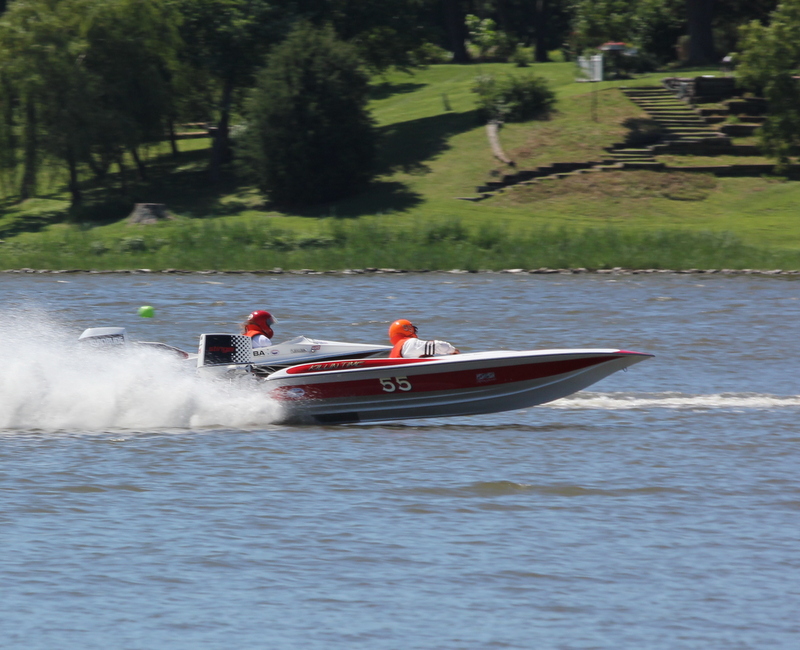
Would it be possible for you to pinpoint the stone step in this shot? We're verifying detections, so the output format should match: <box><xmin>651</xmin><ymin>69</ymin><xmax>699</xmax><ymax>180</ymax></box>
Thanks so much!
<box><xmin>622</xmin><ymin>88</ymin><xmax>673</xmax><ymax>95</ymax></box>
<box><xmin>622</xmin><ymin>161</ymin><xmax>666</xmax><ymax>170</ymax></box>
<box><xmin>630</xmin><ymin>98</ymin><xmax>685</xmax><ymax>103</ymax></box>
<box><xmin>633</xmin><ymin>103</ymin><xmax>689</xmax><ymax>110</ymax></box>
<box><xmin>608</xmin><ymin>153</ymin><xmax>656</xmax><ymax>159</ymax></box>
<box><xmin>644</xmin><ymin>108</ymin><xmax>698</xmax><ymax>113</ymax></box>
<box><xmin>656</xmin><ymin>122</ymin><xmax>709</xmax><ymax>128</ymax></box>
<box><xmin>654</xmin><ymin>118</ymin><xmax>708</xmax><ymax>123</ymax></box>
<box><xmin>664</xmin><ymin>135</ymin><xmax>725</xmax><ymax>143</ymax></box>
<box><xmin>624</xmin><ymin>93</ymin><xmax>674</xmax><ymax>99</ymax></box>
<box><xmin>646</xmin><ymin>114</ymin><xmax>700</xmax><ymax>119</ymax></box>
<box><xmin>665</xmin><ymin>127</ymin><xmax>716</xmax><ymax>136</ymax></box>
<box><xmin>720</xmin><ymin>123</ymin><xmax>760</xmax><ymax>136</ymax></box>
<box><xmin>608</xmin><ymin>148</ymin><xmax>652</xmax><ymax>155</ymax></box>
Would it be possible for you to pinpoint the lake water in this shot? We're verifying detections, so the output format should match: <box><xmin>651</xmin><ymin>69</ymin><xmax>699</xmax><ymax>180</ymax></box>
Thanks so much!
<box><xmin>2</xmin><ymin>272</ymin><xmax>799</xmax><ymax>649</ymax></box>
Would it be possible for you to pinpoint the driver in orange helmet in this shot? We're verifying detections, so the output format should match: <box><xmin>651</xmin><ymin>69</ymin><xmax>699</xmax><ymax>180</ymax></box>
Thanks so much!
<box><xmin>243</xmin><ymin>310</ymin><xmax>277</xmax><ymax>347</ymax></box>
<box><xmin>388</xmin><ymin>319</ymin><xmax>459</xmax><ymax>358</ymax></box>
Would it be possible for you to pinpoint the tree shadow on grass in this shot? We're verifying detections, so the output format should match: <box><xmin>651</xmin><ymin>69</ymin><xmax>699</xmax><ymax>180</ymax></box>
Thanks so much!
<box><xmin>622</xmin><ymin>117</ymin><xmax>664</xmax><ymax>147</ymax></box>
<box><xmin>376</xmin><ymin>110</ymin><xmax>480</xmax><ymax>176</ymax></box>
<box><xmin>74</xmin><ymin>148</ymin><xmax>252</xmax><ymax>222</ymax></box>
<box><xmin>269</xmin><ymin>111</ymin><xmax>481</xmax><ymax>218</ymax></box>
<box><xmin>284</xmin><ymin>180</ymin><xmax>423</xmax><ymax>219</ymax></box>
<box><xmin>7</xmin><ymin>109</ymin><xmax>481</xmax><ymax>229</ymax></box>
<box><xmin>368</xmin><ymin>81</ymin><xmax>426</xmax><ymax>101</ymax></box>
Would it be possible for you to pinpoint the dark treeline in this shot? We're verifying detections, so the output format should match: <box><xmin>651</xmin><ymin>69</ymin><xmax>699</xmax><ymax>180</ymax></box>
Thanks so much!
<box><xmin>0</xmin><ymin>0</ymin><xmax>791</xmax><ymax>208</ymax></box>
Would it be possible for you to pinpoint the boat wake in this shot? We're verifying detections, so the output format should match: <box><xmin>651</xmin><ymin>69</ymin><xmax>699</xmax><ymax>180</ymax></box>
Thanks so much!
<box><xmin>547</xmin><ymin>392</ymin><xmax>800</xmax><ymax>411</ymax></box>
<box><xmin>0</xmin><ymin>315</ymin><xmax>283</xmax><ymax>432</ymax></box>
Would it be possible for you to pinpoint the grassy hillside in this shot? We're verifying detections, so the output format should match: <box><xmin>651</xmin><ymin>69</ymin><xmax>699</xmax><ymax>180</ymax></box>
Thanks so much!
<box><xmin>2</xmin><ymin>62</ymin><xmax>800</xmax><ymax>270</ymax></box>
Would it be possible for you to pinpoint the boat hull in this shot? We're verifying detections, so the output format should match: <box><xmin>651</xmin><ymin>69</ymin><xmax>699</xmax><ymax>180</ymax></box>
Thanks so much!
<box><xmin>265</xmin><ymin>349</ymin><xmax>652</xmax><ymax>424</ymax></box>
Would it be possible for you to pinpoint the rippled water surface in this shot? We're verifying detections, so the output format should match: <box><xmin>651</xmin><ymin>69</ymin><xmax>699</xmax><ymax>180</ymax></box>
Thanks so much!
<box><xmin>2</xmin><ymin>272</ymin><xmax>799</xmax><ymax>649</ymax></box>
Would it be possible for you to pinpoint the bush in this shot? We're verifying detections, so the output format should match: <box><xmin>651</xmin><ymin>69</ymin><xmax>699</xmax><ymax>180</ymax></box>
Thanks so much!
<box><xmin>412</xmin><ymin>42</ymin><xmax>452</xmax><ymax>64</ymax></box>
<box><xmin>238</xmin><ymin>22</ymin><xmax>377</xmax><ymax>206</ymax></box>
<box><xmin>511</xmin><ymin>45</ymin><xmax>532</xmax><ymax>67</ymax></box>
<box><xmin>472</xmin><ymin>73</ymin><xmax>556</xmax><ymax>123</ymax></box>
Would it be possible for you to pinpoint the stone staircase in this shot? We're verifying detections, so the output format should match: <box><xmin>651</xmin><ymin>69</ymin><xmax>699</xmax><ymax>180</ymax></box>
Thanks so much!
<box><xmin>461</xmin><ymin>82</ymin><xmax>753</xmax><ymax>202</ymax></box>
<box><xmin>620</xmin><ymin>86</ymin><xmax>727</xmax><ymax>143</ymax></box>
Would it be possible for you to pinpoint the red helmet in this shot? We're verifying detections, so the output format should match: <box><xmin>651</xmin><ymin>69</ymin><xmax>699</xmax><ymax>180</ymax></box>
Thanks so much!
<box><xmin>388</xmin><ymin>319</ymin><xmax>418</xmax><ymax>345</ymax></box>
<box><xmin>245</xmin><ymin>310</ymin><xmax>277</xmax><ymax>338</ymax></box>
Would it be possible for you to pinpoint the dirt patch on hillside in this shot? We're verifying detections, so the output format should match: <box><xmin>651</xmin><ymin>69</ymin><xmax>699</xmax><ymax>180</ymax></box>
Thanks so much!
<box><xmin>500</xmin><ymin>170</ymin><xmax>718</xmax><ymax>204</ymax></box>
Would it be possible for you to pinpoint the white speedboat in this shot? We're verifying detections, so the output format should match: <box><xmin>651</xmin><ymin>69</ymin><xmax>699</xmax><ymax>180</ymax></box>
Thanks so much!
<box><xmin>196</xmin><ymin>334</ymin><xmax>652</xmax><ymax>424</ymax></box>
<box><xmin>197</xmin><ymin>333</ymin><xmax>391</xmax><ymax>377</ymax></box>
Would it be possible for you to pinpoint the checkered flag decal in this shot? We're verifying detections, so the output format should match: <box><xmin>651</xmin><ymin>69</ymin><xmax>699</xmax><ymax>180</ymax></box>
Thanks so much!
<box><xmin>200</xmin><ymin>334</ymin><xmax>254</xmax><ymax>366</ymax></box>
<box><xmin>230</xmin><ymin>335</ymin><xmax>252</xmax><ymax>363</ymax></box>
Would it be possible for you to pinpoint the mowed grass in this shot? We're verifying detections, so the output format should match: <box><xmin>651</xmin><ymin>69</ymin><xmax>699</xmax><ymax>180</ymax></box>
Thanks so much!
<box><xmin>2</xmin><ymin>62</ymin><xmax>800</xmax><ymax>270</ymax></box>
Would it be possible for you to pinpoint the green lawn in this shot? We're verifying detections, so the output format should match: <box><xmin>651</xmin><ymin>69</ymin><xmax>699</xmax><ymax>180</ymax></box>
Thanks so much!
<box><xmin>2</xmin><ymin>62</ymin><xmax>800</xmax><ymax>270</ymax></box>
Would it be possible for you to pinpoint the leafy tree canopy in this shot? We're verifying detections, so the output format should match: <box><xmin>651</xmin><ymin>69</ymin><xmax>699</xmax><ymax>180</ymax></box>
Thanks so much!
<box><xmin>239</xmin><ymin>22</ymin><xmax>376</xmax><ymax>206</ymax></box>
<box><xmin>737</xmin><ymin>0</ymin><xmax>800</xmax><ymax>166</ymax></box>
<box><xmin>0</xmin><ymin>0</ymin><xmax>182</xmax><ymax>204</ymax></box>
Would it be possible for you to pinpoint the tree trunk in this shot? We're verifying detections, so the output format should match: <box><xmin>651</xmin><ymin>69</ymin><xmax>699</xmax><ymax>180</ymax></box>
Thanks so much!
<box><xmin>130</xmin><ymin>146</ymin><xmax>147</xmax><ymax>180</ymax></box>
<box><xmin>443</xmin><ymin>0</ymin><xmax>470</xmax><ymax>64</ymax></box>
<box><xmin>66</xmin><ymin>147</ymin><xmax>81</xmax><ymax>206</ymax></box>
<box><xmin>686</xmin><ymin>0</ymin><xmax>716</xmax><ymax>65</ymax></box>
<box><xmin>209</xmin><ymin>76</ymin><xmax>234</xmax><ymax>183</ymax></box>
<box><xmin>20</xmin><ymin>98</ymin><xmax>38</xmax><ymax>200</ymax></box>
<box><xmin>117</xmin><ymin>155</ymin><xmax>128</xmax><ymax>192</ymax></box>
<box><xmin>0</xmin><ymin>78</ymin><xmax>16</xmax><ymax>172</ymax></box>
<box><xmin>495</xmin><ymin>0</ymin><xmax>509</xmax><ymax>32</ymax></box>
<box><xmin>534</xmin><ymin>0</ymin><xmax>550</xmax><ymax>63</ymax></box>
<box><xmin>86</xmin><ymin>148</ymin><xmax>110</xmax><ymax>180</ymax></box>
<box><xmin>168</xmin><ymin>117</ymin><xmax>179</xmax><ymax>157</ymax></box>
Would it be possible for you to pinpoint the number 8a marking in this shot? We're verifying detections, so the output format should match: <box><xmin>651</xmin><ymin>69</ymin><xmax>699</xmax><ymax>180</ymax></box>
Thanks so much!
<box><xmin>380</xmin><ymin>376</ymin><xmax>412</xmax><ymax>392</ymax></box>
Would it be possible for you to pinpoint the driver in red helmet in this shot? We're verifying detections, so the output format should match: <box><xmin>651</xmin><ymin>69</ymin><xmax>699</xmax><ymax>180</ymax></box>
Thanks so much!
<box><xmin>243</xmin><ymin>310</ymin><xmax>277</xmax><ymax>347</ymax></box>
<box><xmin>388</xmin><ymin>319</ymin><xmax>459</xmax><ymax>358</ymax></box>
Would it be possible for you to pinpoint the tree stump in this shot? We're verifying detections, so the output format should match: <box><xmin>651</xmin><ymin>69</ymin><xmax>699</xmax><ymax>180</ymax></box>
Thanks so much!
<box><xmin>127</xmin><ymin>203</ymin><xmax>171</xmax><ymax>224</ymax></box>
<box><xmin>486</xmin><ymin>121</ymin><xmax>515</xmax><ymax>166</ymax></box>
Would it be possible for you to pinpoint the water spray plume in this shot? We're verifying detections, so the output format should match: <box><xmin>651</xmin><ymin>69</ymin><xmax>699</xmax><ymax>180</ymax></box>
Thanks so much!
<box><xmin>0</xmin><ymin>312</ymin><xmax>283</xmax><ymax>431</ymax></box>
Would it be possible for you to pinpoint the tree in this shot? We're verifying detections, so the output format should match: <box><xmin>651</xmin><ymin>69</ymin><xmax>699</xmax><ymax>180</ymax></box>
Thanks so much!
<box><xmin>174</xmin><ymin>0</ymin><xmax>283</xmax><ymax>182</ymax></box>
<box><xmin>572</xmin><ymin>0</ymin><xmax>638</xmax><ymax>53</ymax></box>
<box><xmin>239</xmin><ymin>23</ymin><xmax>376</xmax><ymax>206</ymax></box>
<box><xmin>686</xmin><ymin>0</ymin><xmax>715</xmax><ymax>64</ymax></box>
<box><xmin>737</xmin><ymin>0</ymin><xmax>800</xmax><ymax>166</ymax></box>
<box><xmin>633</xmin><ymin>0</ymin><xmax>685</xmax><ymax>65</ymax></box>
<box><xmin>442</xmin><ymin>0</ymin><xmax>470</xmax><ymax>62</ymax></box>
<box><xmin>82</xmin><ymin>0</ymin><xmax>182</xmax><ymax>179</ymax></box>
<box><xmin>0</xmin><ymin>0</ymin><xmax>182</xmax><ymax>205</ymax></box>
<box><xmin>713</xmin><ymin>0</ymin><xmax>778</xmax><ymax>54</ymax></box>
<box><xmin>292</xmin><ymin>0</ymin><xmax>433</xmax><ymax>72</ymax></box>
<box><xmin>0</xmin><ymin>0</ymin><xmax>99</xmax><ymax>203</ymax></box>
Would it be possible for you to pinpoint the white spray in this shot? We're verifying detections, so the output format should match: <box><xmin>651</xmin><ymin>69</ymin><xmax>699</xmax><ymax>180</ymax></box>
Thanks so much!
<box><xmin>0</xmin><ymin>313</ymin><xmax>283</xmax><ymax>431</ymax></box>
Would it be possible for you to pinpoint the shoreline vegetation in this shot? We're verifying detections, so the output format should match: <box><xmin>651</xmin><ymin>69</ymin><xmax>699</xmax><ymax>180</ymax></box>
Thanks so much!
<box><xmin>5</xmin><ymin>268</ymin><xmax>800</xmax><ymax>277</ymax></box>
<box><xmin>3</xmin><ymin>64</ymin><xmax>800</xmax><ymax>271</ymax></box>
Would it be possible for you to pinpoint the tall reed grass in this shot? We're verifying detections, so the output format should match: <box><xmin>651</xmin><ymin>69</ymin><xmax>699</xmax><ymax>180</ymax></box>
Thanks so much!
<box><xmin>2</xmin><ymin>218</ymin><xmax>798</xmax><ymax>271</ymax></box>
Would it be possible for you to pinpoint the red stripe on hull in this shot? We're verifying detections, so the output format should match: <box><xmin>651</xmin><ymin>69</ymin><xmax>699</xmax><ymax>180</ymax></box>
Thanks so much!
<box><xmin>270</xmin><ymin>355</ymin><xmax>620</xmax><ymax>402</ymax></box>
<box><xmin>285</xmin><ymin>357</ymin><xmax>429</xmax><ymax>374</ymax></box>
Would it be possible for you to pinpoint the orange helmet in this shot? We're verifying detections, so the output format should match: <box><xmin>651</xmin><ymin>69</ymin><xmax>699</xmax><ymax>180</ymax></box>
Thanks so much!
<box><xmin>245</xmin><ymin>310</ymin><xmax>277</xmax><ymax>338</ymax></box>
<box><xmin>388</xmin><ymin>319</ymin><xmax>418</xmax><ymax>345</ymax></box>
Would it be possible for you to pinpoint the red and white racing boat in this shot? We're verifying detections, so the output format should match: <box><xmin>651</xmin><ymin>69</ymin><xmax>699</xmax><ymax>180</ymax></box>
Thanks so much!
<box><xmin>267</xmin><ymin>349</ymin><xmax>652</xmax><ymax>423</ymax></box>
<box><xmin>196</xmin><ymin>335</ymin><xmax>652</xmax><ymax>424</ymax></box>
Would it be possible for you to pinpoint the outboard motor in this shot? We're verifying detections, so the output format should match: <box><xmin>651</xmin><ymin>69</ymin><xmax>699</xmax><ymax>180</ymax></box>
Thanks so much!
<box><xmin>78</xmin><ymin>327</ymin><xmax>128</xmax><ymax>346</ymax></box>
<box><xmin>78</xmin><ymin>327</ymin><xmax>190</xmax><ymax>359</ymax></box>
